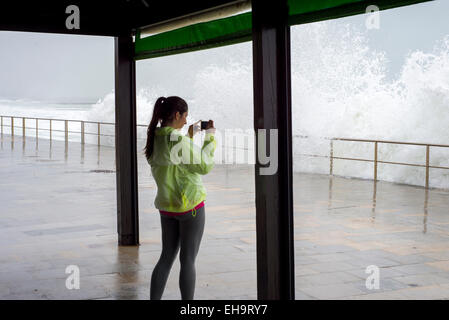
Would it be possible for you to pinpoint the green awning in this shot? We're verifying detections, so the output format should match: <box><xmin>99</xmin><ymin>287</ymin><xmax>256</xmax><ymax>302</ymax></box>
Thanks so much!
<box><xmin>135</xmin><ymin>12</ymin><xmax>252</xmax><ymax>60</ymax></box>
<box><xmin>287</xmin><ymin>0</ymin><xmax>432</xmax><ymax>25</ymax></box>
<box><xmin>135</xmin><ymin>0</ymin><xmax>432</xmax><ymax>60</ymax></box>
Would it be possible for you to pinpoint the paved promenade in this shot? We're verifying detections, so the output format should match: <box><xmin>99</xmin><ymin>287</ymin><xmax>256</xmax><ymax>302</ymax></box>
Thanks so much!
<box><xmin>1</xmin><ymin>134</ymin><xmax>449</xmax><ymax>299</ymax></box>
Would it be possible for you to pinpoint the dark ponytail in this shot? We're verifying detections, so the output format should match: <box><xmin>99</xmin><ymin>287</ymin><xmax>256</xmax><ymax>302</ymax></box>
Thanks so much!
<box><xmin>144</xmin><ymin>96</ymin><xmax>188</xmax><ymax>160</ymax></box>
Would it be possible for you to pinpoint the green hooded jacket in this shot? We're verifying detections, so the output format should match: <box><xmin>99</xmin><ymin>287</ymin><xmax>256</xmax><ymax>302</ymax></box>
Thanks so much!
<box><xmin>147</xmin><ymin>126</ymin><xmax>216</xmax><ymax>212</ymax></box>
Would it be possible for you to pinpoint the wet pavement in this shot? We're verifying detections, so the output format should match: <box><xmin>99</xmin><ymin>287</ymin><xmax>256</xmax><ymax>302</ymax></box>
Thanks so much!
<box><xmin>1</xmin><ymin>133</ymin><xmax>449</xmax><ymax>300</ymax></box>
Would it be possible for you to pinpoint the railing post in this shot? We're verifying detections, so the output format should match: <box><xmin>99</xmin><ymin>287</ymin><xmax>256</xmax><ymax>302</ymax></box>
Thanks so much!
<box><xmin>426</xmin><ymin>145</ymin><xmax>430</xmax><ymax>189</ymax></box>
<box><xmin>330</xmin><ymin>139</ymin><xmax>334</xmax><ymax>176</ymax></box>
<box><xmin>81</xmin><ymin>121</ymin><xmax>85</xmax><ymax>145</ymax></box>
<box><xmin>222</xmin><ymin>131</ymin><xmax>225</xmax><ymax>162</ymax></box>
<box><xmin>374</xmin><ymin>141</ymin><xmax>378</xmax><ymax>182</ymax></box>
<box><xmin>65</xmin><ymin>120</ymin><xmax>68</xmax><ymax>143</ymax></box>
<box><xmin>36</xmin><ymin>118</ymin><xmax>38</xmax><ymax>140</ymax></box>
<box><xmin>1</xmin><ymin>116</ymin><xmax>3</xmax><ymax>136</ymax></box>
<box><xmin>22</xmin><ymin>117</ymin><xmax>25</xmax><ymax>138</ymax></box>
<box><xmin>49</xmin><ymin>119</ymin><xmax>52</xmax><ymax>141</ymax></box>
<box><xmin>11</xmin><ymin>117</ymin><xmax>14</xmax><ymax>138</ymax></box>
<box><xmin>97</xmin><ymin>122</ymin><xmax>100</xmax><ymax>146</ymax></box>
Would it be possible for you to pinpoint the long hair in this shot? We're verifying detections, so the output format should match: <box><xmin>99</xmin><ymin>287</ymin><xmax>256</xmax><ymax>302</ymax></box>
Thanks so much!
<box><xmin>144</xmin><ymin>96</ymin><xmax>188</xmax><ymax>160</ymax></box>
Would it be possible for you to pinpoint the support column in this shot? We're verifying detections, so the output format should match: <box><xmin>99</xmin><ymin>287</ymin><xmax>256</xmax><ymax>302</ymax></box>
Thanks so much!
<box><xmin>252</xmin><ymin>0</ymin><xmax>295</xmax><ymax>299</ymax></box>
<box><xmin>114</xmin><ymin>34</ymin><xmax>139</xmax><ymax>246</ymax></box>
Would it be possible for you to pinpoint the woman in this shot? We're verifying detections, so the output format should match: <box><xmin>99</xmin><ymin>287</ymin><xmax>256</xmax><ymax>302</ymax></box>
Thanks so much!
<box><xmin>144</xmin><ymin>96</ymin><xmax>216</xmax><ymax>300</ymax></box>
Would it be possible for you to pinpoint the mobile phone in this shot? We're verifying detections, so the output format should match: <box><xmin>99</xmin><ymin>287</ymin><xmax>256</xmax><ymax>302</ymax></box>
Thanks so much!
<box><xmin>201</xmin><ymin>121</ymin><xmax>209</xmax><ymax>130</ymax></box>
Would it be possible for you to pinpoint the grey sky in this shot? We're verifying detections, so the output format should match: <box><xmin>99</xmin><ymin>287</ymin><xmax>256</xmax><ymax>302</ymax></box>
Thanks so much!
<box><xmin>333</xmin><ymin>0</ymin><xmax>449</xmax><ymax>77</ymax></box>
<box><xmin>0</xmin><ymin>0</ymin><xmax>447</xmax><ymax>103</ymax></box>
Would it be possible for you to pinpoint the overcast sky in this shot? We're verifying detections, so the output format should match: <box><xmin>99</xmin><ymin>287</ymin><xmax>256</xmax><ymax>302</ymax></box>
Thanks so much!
<box><xmin>0</xmin><ymin>0</ymin><xmax>447</xmax><ymax>103</ymax></box>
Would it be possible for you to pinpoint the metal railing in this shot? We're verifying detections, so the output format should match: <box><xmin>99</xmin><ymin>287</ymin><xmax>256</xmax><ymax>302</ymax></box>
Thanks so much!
<box><xmin>0</xmin><ymin>115</ymin><xmax>149</xmax><ymax>146</ymax></box>
<box><xmin>329</xmin><ymin>137</ymin><xmax>449</xmax><ymax>189</ymax></box>
<box><xmin>2</xmin><ymin>115</ymin><xmax>449</xmax><ymax>189</ymax></box>
<box><xmin>0</xmin><ymin>114</ymin><xmax>251</xmax><ymax>144</ymax></box>
<box><xmin>294</xmin><ymin>134</ymin><xmax>449</xmax><ymax>189</ymax></box>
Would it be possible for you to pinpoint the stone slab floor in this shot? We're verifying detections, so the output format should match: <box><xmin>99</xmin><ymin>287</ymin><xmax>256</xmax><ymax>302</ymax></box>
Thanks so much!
<box><xmin>1</xmin><ymin>134</ymin><xmax>449</xmax><ymax>300</ymax></box>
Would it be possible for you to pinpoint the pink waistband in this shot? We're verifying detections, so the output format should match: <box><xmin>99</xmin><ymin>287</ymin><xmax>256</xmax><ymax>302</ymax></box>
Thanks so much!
<box><xmin>159</xmin><ymin>201</ymin><xmax>205</xmax><ymax>216</ymax></box>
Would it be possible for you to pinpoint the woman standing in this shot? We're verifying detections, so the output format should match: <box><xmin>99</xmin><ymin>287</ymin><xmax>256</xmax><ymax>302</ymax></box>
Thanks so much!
<box><xmin>144</xmin><ymin>96</ymin><xmax>216</xmax><ymax>300</ymax></box>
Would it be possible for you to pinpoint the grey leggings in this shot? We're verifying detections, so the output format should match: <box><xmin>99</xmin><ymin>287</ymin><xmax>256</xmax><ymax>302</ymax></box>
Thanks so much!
<box><xmin>150</xmin><ymin>205</ymin><xmax>205</xmax><ymax>300</ymax></box>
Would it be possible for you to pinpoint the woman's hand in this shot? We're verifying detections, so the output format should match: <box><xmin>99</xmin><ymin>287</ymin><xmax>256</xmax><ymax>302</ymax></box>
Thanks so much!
<box><xmin>188</xmin><ymin>120</ymin><xmax>201</xmax><ymax>138</ymax></box>
<box><xmin>205</xmin><ymin>120</ymin><xmax>215</xmax><ymax>130</ymax></box>
<box><xmin>205</xmin><ymin>120</ymin><xmax>216</xmax><ymax>135</ymax></box>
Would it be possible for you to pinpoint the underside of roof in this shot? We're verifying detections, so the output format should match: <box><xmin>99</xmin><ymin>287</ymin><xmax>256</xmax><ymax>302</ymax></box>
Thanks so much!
<box><xmin>135</xmin><ymin>0</ymin><xmax>433</xmax><ymax>60</ymax></box>
<box><xmin>0</xmin><ymin>0</ymin><xmax>433</xmax><ymax>60</ymax></box>
<box><xmin>0</xmin><ymin>0</ymin><xmax>239</xmax><ymax>36</ymax></box>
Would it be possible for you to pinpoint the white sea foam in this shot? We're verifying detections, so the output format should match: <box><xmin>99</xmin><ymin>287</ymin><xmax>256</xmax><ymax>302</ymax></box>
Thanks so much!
<box><xmin>290</xmin><ymin>23</ymin><xmax>449</xmax><ymax>189</ymax></box>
